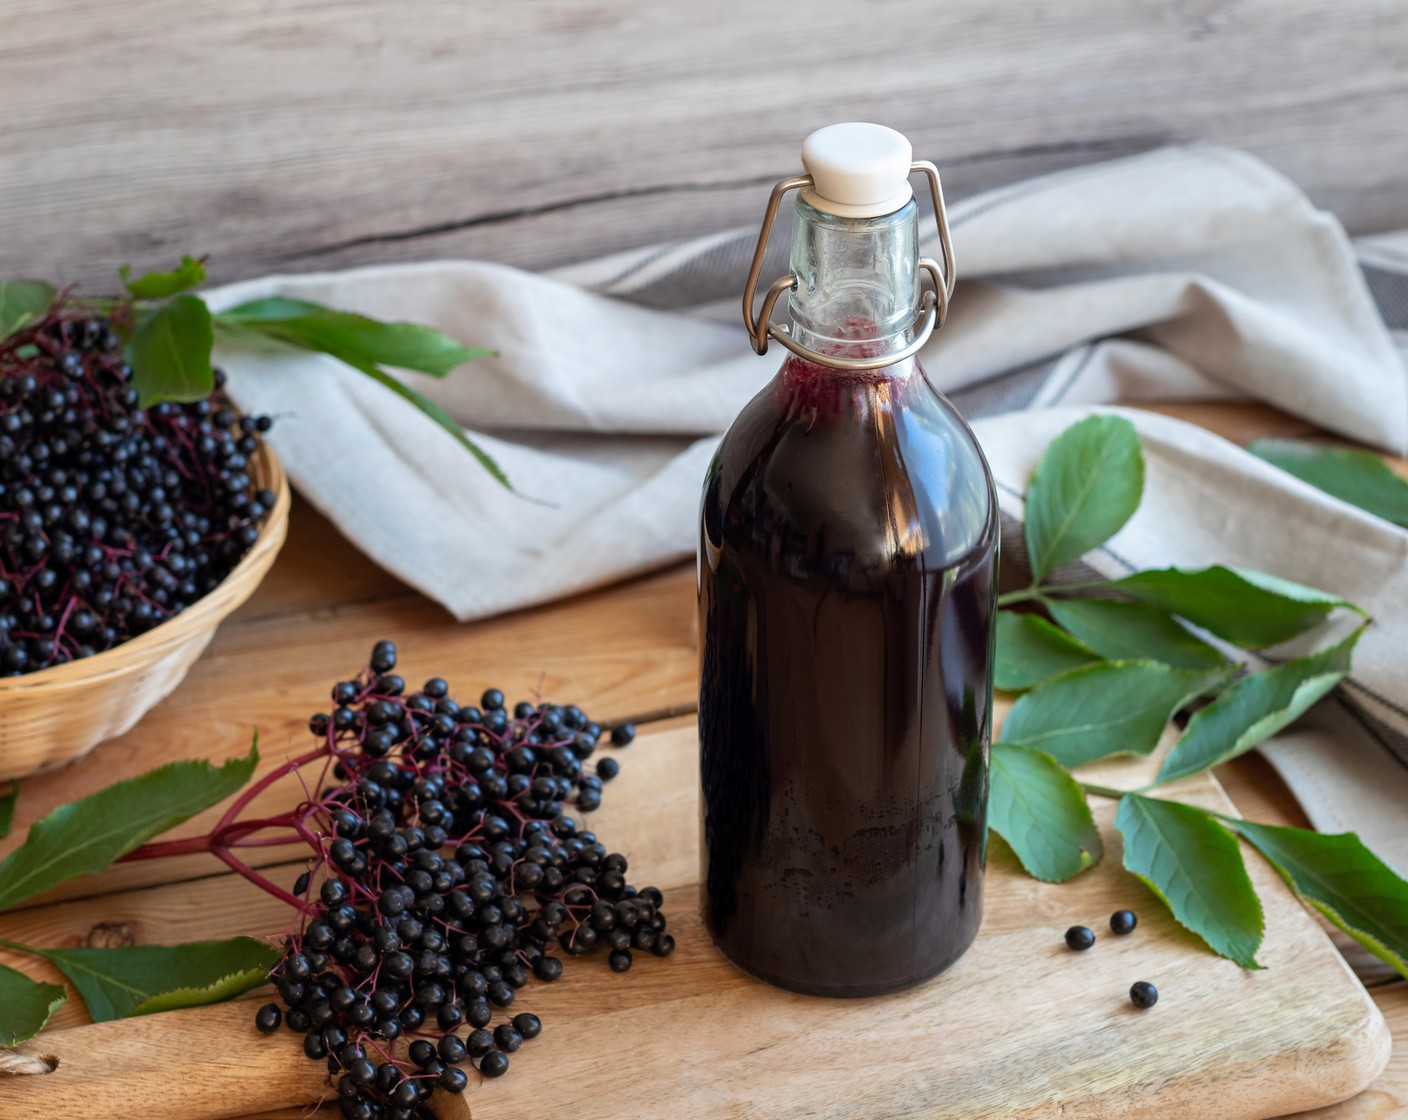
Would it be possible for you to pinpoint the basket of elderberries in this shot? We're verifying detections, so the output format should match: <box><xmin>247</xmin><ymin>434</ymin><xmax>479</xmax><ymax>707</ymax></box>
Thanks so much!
<box><xmin>0</xmin><ymin>259</ymin><xmax>495</xmax><ymax>779</ymax></box>
<box><xmin>0</xmin><ymin>299</ymin><xmax>289</xmax><ymax>778</ymax></box>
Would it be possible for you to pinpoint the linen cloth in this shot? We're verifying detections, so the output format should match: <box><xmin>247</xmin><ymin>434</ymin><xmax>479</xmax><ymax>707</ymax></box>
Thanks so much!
<box><xmin>211</xmin><ymin>145</ymin><xmax>1408</xmax><ymax>873</ymax></box>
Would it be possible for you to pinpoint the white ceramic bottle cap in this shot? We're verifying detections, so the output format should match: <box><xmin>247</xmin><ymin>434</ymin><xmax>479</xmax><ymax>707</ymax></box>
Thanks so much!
<box><xmin>800</xmin><ymin>123</ymin><xmax>915</xmax><ymax>219</ymax></box>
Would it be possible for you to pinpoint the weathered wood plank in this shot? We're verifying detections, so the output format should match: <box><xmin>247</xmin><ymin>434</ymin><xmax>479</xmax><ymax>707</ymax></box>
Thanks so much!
<box><xmin>1</xmin><ymin>1</ymin><xmax>1405</xmax><ymax>290</ymax></box>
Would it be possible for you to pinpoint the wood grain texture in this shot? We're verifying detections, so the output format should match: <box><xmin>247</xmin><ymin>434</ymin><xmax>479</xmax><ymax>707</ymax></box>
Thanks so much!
<box><xmin>1</xmin><ymin>1</ymin><xmax>1406</xmax><ymax>291</ymax></box>
<box><xmin>0</xmin><ymin>723</ymin><xmax>1391</xmax><ymax>1120</ymax></box>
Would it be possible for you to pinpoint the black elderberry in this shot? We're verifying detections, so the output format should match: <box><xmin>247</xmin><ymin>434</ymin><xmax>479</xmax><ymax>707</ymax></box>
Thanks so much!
<box><xmin>1130</xmin><ymin>981</ymin><xmax>1159</xmax><ymax>1009</ymax></box>
<box><xmin>493</xmin><ymin>1023</ymin><xmax>523</xmax><ymax>1052</ymax></box>
<box><xmin>436</xmin><ymin>1002</ymin><xmax>464</xmax><ymax>1030</ymax></box>
<box><xmin>1110</xmin><ymin>909</ymin><xmax>1137</xmax><ymax>935</ymax></box>
<box><xmin>390</xmin><ymin>1078</ymin><xmax>420</xmax><ymax>1109</ymax></box>
<box><xmin>611</xmin><ymin>722</ymin><xmax>636</xmax><ymax>746</ymax></box>
<box><xmin>511</xmin><ymin>1012</ymin><xmax>541</xmax><ymax>1040</ymax></box>
<box><xmin>466</xmin><ymin>1028</ymin><xmax>495</xmax><ymax>1059</ymax></box>
<box><xmin>479</xmin><ymin>1050</ymin><xmax>510</xmax><ymax>1078</ymax></box>
<box><xmin>1065</xmin><ymin>925</ymin><xmax>1096</xmax><ymax>951</ymax></box>
<box><xmin>487</xmin><ymin>980</ymin><xmax>515</xmax><ymax>1008</ymax></box>
<box><xmin>347</xmin><ymin>1058</ymin><xmax>377</xmax><ymax>1087</ymax></box>
<box><xmin>370</xmin><ymin>640</ymin><xmax>398</xmax><ymax>674</ymax></box>
<box><xmin>466</xmin><ymin>998</ymin><xmax>493</xmax><ymax>1028</ymax></box>
<box><xmin>438</xmin><ymin>1034</ymin><xmax>467</xmax><ymax>1064</ymax></box>
<box><xmin>254</xmin><ymin>1003</ymin><xmax>282</xmax><ymax>1034</ymax></box>
<box><xmin>441</xmin><ymin>1066</ymin><xmax>469</xmax><ymax>1093</ymax></box>
<box><xmin>609</xmin><ymin>948</ymin><xmax>633</xmax><ymax>973</ymax></box>
<box><xmin>408</xmin><ymin>1039</ymin><xmax>437</xmax><ymax>1067</ymax></box>
<box><xmin>375</xmin><ymin>1062</ymin><xmax>402</xmax><ymax>1093</ymax></box>
<box><xmin>534</xmin><ymin>955</ymin><xmax>564</xmax><ymax>982</ymax></box>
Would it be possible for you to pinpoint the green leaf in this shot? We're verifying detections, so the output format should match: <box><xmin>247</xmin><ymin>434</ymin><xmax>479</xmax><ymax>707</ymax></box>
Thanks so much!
<box><xmin>1023</xmin><ymin>415</ymin><xmax>1144</xmax><ymax>583</ymax></box>
<box><xmin>35</xmin><ymin>937</ymin><xmax>278</xmax><ymax>1021</ymax></box>
<box><xmin>120</xmin><ymin>255</ymin><xmax>207</xmax><ymax>300</ymax></box>
<box><xmin>1116</xmin><ymin>794</ymin><xmax>1264</xmax><ymax>968</ymax></box>
<box><xmin>1250</xmin><ymin>439</ymin><xmax>1408</xmax><ymax>529</ymax></box>
<box><xmin>1230</xmin><ymin>820</ymin><xmax>1408</xmax><ymax>980</ymax></box>
<box><xmin>1046</xmin><ymin>598</ymin><xmax>1226</xmax><ymax>670</ymax></box>
<box><xmin>1158</xmin><ymin>629</ymin><xmax>1361</xmax><ymax>784</ymax></box>
<box><xmin>0</xmin><ymin>744</ymin><xmax>257</xmax><ymax>912</ymax></box>
<box><xmin>994</xmin><ymin>611</ymin><xmax>1102</xmax><ymax>691</ymax></box>
<box><xmin>0</xmin><ymin>962</ymin><xmax>66</xmax><ymax>1046</ymax></box>
<box><xmin>219</xmin><ymin>297</ymin><xmax>489</xmax><ymax>377</ymax></box>
<box><xmin>0</xmin><ymin>280</ymin><xmax>57</xmax><ymax>340</ymax></box>
<box><xmin>125</xmin><ymin>295</ymin><xmax>216</xmax><ymax>406</ymax></box>
<box><xmin>1114</xmin><ymin>565</ymin><xmax>1365</xmax><ymax>648</ymax></box>
<box><xmin>0</xmin><ymin>782</ymin><xmax>15</xmax><ymax>839</ymax></box>
<box><xmin>998</xmin><ymin>660</ymin><xmax>1222</xmax><ymax>768</ymax></box>
<box><xmin>989</xmin><ymin>742</ymin><xmax>1103</xmax><ymax>881</ymax></box>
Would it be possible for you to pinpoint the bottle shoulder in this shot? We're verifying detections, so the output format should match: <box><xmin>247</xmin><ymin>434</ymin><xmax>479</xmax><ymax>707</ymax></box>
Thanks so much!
<box><xmin>703</xmin><ymin>360</ymin><xmax>996</xmax><ymax>573</ymax></box>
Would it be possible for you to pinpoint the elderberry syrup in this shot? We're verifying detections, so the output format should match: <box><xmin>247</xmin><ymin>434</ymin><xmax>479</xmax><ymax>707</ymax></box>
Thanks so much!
<box><xmin>698</xmin><ymin>124</ymin><xmax>998</xmax><ymax>997</ymax></box>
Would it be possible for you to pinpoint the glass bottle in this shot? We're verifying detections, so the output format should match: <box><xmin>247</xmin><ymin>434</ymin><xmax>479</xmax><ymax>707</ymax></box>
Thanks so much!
<box><xmin>697</xmin><ymin>124</ymin><xmax>998</xmax><ymax>997</ymax></box>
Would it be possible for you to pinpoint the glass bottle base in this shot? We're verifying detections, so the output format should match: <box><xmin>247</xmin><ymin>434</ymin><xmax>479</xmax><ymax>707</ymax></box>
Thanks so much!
<box><xmin>704</xmin><ymin>921</ymin><xmax>979</xmax><ymax>999</ymax></box>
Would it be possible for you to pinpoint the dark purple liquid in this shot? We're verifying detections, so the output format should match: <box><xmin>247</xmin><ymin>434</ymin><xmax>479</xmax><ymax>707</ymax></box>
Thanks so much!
<box><xmin>698</xmin><ymin>355</ymin><xmax>997</xmax><ymax>997</ymax></box>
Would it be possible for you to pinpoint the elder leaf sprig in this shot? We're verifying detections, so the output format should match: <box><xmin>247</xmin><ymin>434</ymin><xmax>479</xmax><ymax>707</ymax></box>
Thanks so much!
<box><xmin>990</xmin><ymin>414</ymin><xmax>1408</xmax><ymax>976</ymax></box>
<box><xmin>0</xmin><ymin>259</ymin><xmax>514</xmax><ymax>491</ymax></box>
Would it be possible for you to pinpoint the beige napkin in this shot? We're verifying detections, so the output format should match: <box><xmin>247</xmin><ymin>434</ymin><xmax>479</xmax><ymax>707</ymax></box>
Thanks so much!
<box><xmin>211</xmin><ymin>145</ymin><xmax>1408</xmax><ymax>872</ymax></box>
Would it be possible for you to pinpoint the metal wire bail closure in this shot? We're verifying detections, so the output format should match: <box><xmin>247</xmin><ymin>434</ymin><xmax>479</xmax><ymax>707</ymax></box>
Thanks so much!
<box><xmin>741</xmin><ymin>161</ymin><xmax>957</xmax><ymax>372</ymax></box>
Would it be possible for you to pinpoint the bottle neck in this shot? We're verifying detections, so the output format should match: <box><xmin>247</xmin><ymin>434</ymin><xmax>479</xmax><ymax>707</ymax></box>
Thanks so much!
<box><xmin>786</xmin><ymin>197</ymin><xmax>920</xmax><ymax>363</ymax></box>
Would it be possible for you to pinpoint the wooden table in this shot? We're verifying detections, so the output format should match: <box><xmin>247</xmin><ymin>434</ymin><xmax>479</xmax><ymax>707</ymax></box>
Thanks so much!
<box><xmin>0</xmin><ymin>401</ymin><xmax>1403</xmax><ymax>1119</ymax></box>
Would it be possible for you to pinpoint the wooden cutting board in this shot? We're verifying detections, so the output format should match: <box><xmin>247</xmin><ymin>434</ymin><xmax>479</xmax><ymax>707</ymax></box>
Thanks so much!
<box><xmin>0</xmin><ymin>721</ymin><xmax>1389</xmax><ymax>1120</ymax></box>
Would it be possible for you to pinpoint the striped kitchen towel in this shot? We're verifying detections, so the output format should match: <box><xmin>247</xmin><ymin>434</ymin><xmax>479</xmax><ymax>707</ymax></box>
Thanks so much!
<box><xmin>212</xmin><ymin>144</ymin><xmax>1408</xmax><ymax>873</ymax></box>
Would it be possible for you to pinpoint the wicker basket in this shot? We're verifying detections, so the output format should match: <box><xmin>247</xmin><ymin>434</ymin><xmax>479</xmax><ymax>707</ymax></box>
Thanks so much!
<box><xmin>0</xmin><ymin>445</ymin><xmax>291</xmax><ymax>781</ymax></box>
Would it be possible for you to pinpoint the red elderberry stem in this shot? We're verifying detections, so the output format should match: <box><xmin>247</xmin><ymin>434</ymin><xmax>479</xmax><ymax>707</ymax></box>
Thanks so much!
<box><xmin>118</xmin><ymin>833</ymin><xmax>216</xmax><ymax>861</ymax></box>
<box><xmin>214</xmin><ymin>747</ymin><xmax>327</xmax><ymax>835</ymax></box>
<box><xmin>212</xmin><ymin>846</ymin><xmax>310</xmax><ymax>912</ymax></box>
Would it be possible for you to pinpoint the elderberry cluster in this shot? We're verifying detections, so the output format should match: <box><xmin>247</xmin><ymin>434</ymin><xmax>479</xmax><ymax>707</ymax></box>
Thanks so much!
<box><xmin>0</xmin><ymin>306</ymin><xmax>274</xmax><ymax>674</ymax></box>
<box><xmin>259</xmin><ymin>641</ymin><xmax>668</xmax><ymax>1119</ymax></box>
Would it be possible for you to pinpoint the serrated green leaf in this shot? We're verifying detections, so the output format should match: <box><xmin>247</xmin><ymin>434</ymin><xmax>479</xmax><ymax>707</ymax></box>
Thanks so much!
<box><xmin>0</xmin><ymin>280</ymin><xmax>57</xmax><ymax>340</ymax></box>
<box><xmin>1230</xmin><ymin>820</ymin><xmax>1408</xmax><ymax>979</ymax></box>
<box><xmin>1023</xmin><ymin>415</ymin><xmax>1144</xmax><ymax>583</ymax></box>
<box><xmin>36</xmin><ymin>937</ymin><xmax>277</xmax><ymax>1022</ymax></box>
<box><xmin>219</xmin><ymin>297</ymin><xmax>488</xmax><ymax>377</ymax></box>
<box><xmin>1046</xmin><ymin>598</ymin><xmax>1226</xmax><ymax>671</ymax></box>
<box><xmin>120</xmin><ymin>255</ymin><xmax>207</xmax><ymax>299</ymax></box>
<box><xmin>1158</xmin><ymin>629</ymin><xmax>1361</xmax><ymax>784</ymax></box>
<box><xmin>998</xmin><ymin>660</ymin><xmax>1222</xmax><ymax>768</ymax></box>
<box><xmin>1116</xmin><ymin>794</ymin><xmax>1263</xmax><ymax>968</ymax></box>
<box><xmin>0</xmin><ymin>962</ymin><xmax>66</xmax><ymax>1046</ymax></box>
<box><xmin>1250</xmin><ymin>439</ymin><xmax>1408</xmax><ymax>529</ymax></box>
<box><xmin>125</xmin><ymin>294</ymin><xmax>216</xmax><ymax>406</ymax></box>
<box><xmin>0</xmin><ymin>744</ymin><xmax>257</xmax><ymax>912</ymax></box>
<box><xmin>989</xmin><ymin>742</ymin><xmax>1103</xmax><ymax>881</ymax></box>
<box><xmin>995</xmin><ymin>611</ymin><xmax>1102</xmax><ymax>691</ymax></box>
<box><xmin>1114</xmin><ymin>565</ymin><xmax>1365</xmax><ymax>648</ymax></box>
<box><xmin>0</xmin><ymin>782</ymin><xmax>15</xmax><ymax>839</ymax></box>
